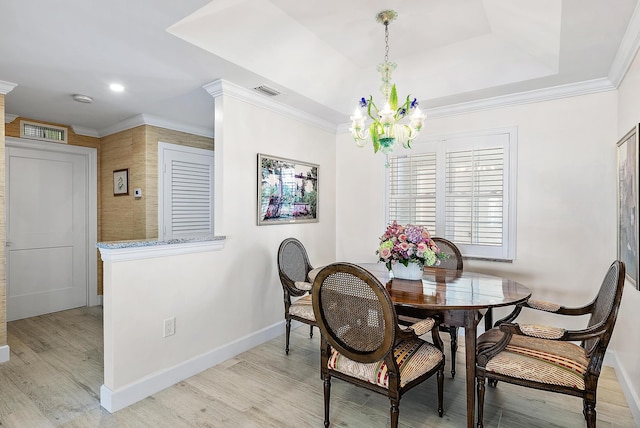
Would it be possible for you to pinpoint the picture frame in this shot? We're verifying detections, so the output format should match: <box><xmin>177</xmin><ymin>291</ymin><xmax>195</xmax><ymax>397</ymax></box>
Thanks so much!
<box><xmin>257</xmin><ymin>154</ymin><xmax>318</xmax><ymax>225</ymax></box>
<box><xmin>617</xmin><ymin>125</ymin><xmax>640</xmax><ymax>290</ymax></box>
<box><xmin>113</xmin><ymin>168</ymin><xmax>129</xmax><ymax>196</ymax></box>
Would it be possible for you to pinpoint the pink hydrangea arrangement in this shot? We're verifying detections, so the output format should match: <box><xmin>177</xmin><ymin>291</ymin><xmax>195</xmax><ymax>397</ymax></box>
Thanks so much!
<box><xmin>377</xmin><ymin>221</ymin><xmax>447</xmax><ymax>270</ymax></box>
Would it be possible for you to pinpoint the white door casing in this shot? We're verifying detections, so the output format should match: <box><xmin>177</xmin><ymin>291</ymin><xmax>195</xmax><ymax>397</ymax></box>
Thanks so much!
<box><xmin>6</xmin><ymin>137</ymin><xmax>97</xmax><ymax>321</ymax></box>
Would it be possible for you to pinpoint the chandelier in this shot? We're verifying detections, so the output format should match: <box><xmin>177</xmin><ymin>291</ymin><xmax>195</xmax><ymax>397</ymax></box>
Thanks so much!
<box><xmin>349</xmin><ymin>10</ymin><xmax>425</xmax><ymax>155</ymax></box>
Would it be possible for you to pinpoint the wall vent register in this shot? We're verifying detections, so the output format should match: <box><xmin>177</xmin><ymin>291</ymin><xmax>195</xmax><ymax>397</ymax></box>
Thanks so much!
<box><xmin>20</xmin><ymin>120</ymin><xmax>68</xmax><ymax>144</ymax></box>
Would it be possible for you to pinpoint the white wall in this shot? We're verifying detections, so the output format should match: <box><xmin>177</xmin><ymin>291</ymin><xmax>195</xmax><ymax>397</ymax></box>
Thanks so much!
<box><xmin>615</xmin><ymin>48</ymin><xmax>640</xmax><ymax>421</ymax></box>
<box><xmin>101</xmin><ymin>93</ymin><xmax>337</xmax><ymax>410</ymax></box>
<box><xmin>338</xmin><ymin>90</ymin><xmax>618</xmax><ymax>326</ymax></box>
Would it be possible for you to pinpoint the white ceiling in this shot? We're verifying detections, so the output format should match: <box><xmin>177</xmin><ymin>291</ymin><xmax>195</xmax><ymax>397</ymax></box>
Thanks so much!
<box><xmin>1</xmin><ymin>0</ymin><xmax>639</xmax><ymax>137</ymax></box>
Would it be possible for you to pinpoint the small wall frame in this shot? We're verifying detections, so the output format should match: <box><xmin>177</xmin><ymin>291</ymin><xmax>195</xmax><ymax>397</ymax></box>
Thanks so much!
<box><xmin>257</xmin><ymin>154</ymin><xmax>318</xmax><ymax>225</ymax></box>
<box><xmin>113</xmin><ymin>168</ymin><xmax>129</xmax><ymax>196</ymax></box>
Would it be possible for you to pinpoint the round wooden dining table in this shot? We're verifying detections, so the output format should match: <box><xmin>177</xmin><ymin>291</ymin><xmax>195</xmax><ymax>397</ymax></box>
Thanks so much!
<box><xmin>356</xmin><ymin>262</ymin><xmax>531</xmax><ymax>428</ymax></box>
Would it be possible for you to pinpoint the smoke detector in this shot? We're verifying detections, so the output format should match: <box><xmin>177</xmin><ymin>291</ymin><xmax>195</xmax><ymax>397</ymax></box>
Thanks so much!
<box><xmin>72</xmin><ymin>94</ymin><xmax>93</xmax><ymax>103</ymax></box>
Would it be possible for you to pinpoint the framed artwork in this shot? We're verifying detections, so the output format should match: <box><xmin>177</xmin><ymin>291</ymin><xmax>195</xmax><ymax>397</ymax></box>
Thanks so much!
<box><xmin>258</xmin><ymin>154</ymin><xmax>318</xmax><ymax>225</ymax></box>
<box><xmin>113</xmin><ymin>168</ymin><xmax>129</xmax><ymax>196</ymax></box>
<box><xmin>617</xmin><ymin>125</ymin><xmax>639</xmax><ymax>290</ymax></box>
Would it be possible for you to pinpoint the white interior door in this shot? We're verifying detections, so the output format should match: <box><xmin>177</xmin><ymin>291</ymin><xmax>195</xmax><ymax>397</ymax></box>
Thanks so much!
<box><xmin>6</xmin><ymin>144</ymin><xmax>89</xmax><ymax>321</ymax></box>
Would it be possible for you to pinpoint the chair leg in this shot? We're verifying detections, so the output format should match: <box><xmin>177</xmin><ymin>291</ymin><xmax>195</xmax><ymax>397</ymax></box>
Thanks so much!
<box><xmin>323</xmin><ymin>376</ymin><xmax>331</xmax><ymax>428</ymax></box>
<box><xmin>437</xmin><ymin>366</ymin><xmax>444</xmax><ymax>417</ymax></box>
<box><xmin>488</xmin><ymin>378</ymin><xmax>498</xmax><ymax>388</ymax></box>
<box><xmin>484</xmin><ymin>308</ymin><xmax>493</xmax><ymax>330</ymax></box>
<box><xmin>449</xmin><ymin>326</ymin><xmax>458</xmax><ymax>379</ymax></box>
<box><xmin>310</xmin><ymin>324</ymin><xmax>314</xmax><ymax>338</ymax></box>
<box><xmin>285</xmin><ymin>318</ymin><xmax>291</xmax><ymax>355</ymax></box>
<box><xmin>476</xmin><ymin>375</ymin><xmax>486</xmax><ymax>428</ymax></box>
<box><xmin>389</xmin><ymin>398</ymin><xmax>400</xmax><ymax>428</ymax></box>
<box><xmin>584</xmin><ymin>400</ymin><xmax>596</xmax><ymax>428</ymax></box>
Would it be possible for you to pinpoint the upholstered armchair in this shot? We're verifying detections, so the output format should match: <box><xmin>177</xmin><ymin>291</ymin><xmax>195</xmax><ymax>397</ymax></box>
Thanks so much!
<box><xmin>277</xmin><ymin>237</ymin><xmax>316</xmax><ymax>354</ymax></box>
<box><xmin>475</xmin><ymin>260</ymin><xmax>625</xmax><ymax>428</ymax></box>
<box><xmin>312</xmin><ymin>262</ymin><xmax>445</xmax><ymax>428</ymax></box>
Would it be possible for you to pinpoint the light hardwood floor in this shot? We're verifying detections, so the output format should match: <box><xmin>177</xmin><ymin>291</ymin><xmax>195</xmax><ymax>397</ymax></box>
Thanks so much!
<box><xmin>0</xmin><ymin>307</ymin><xmax>636</xmax><ymax>427</ymax></box>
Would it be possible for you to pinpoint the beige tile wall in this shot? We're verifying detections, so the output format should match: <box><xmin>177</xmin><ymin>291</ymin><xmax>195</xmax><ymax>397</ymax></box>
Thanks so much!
<box><xmin>144</xmin><ymin>126</ymin><xmax>214</xmax><ymax>238</ymax></box>
<box><xmin>100</xmin><ymin>125</ymin><xmax>214</xmax><ymax>241</ymax></box>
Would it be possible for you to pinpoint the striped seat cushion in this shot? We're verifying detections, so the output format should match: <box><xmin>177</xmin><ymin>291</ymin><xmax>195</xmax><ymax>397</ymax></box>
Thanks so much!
<box><xmin>288</xmin><ymin>294</ymin><xmax>315</xmax><ymax>321</ymax></box>
<box><xmin>328</xmin><ymin>339</ymin><xmax>443</xmax><ymax>389</ymax></box>
<box><xmin>480</xmin><ymin>329</ymin><xmax>588</xmax><ymax>390</ymax></box>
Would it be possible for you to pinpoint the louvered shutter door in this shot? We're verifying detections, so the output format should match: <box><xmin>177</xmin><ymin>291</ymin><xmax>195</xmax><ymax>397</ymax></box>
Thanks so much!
<box><xmin>387</xmin><ymin>153</ymin><xmax>437</xmax><ymax>231</ymax></box>
<box><xmin>445</xmin><ymin>147</ymin><xmax>504</xmax><ymax>246</ymax></box>
<box><xmin>162</xmin><ymin>147</ymin><xmax>214</xmax><ymax>239</ymax></box>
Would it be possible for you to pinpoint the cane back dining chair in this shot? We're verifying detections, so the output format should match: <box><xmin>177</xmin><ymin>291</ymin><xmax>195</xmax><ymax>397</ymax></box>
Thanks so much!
<box><xmin>430</xmin><ymin>237</ymin><xmax>463</xmax><ymax>378</ymax></box>
<box><xmin>475</xmin><ymin>260</ymin><xmax>625</xmax><ymax>428</ymax></box>
<box><xmin>312</xmin><ymin>262</ymin><xmax>445</xmax><ymax>428</ymax></box>
<box><xmin>277</xmin><ymin>237</ymin><xmax>317</xmax><ymax>355</ymax></box>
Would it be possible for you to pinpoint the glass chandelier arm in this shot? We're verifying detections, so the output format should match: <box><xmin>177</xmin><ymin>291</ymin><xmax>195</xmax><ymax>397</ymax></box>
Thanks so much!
<box><xmin>366</xmin><ymin>97</ymin><xmax>380</xmax><ymax>121</ymax></box>
<box><xmin>388</xmin><ymin>84</ymin><xmax>399</xmax><ymax>112</ymax></box>
<box><xmin>371</xmin><ymin>124</ymin><xmax>381</xmax><ymax>153</ymax></box>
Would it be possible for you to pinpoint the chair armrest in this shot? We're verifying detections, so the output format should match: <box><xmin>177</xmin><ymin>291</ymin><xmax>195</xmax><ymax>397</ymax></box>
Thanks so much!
<box><xmin>294</xmin><ymin>281</ymin><xmax>312</xmax><ymax>291</ymax></box>
<box><xmin>526</xmin><ymin>299</ymin><xmax>561</xmax><ymax>312</ymax></box>
<box><xmin>307</xmin><ymin>266</ymin><xmax>324</xmax><ymax>283</ymax></box>
<box><xmin>408</xmin><ymin>318</ymin><xmax>436</xmax><ymax>336</ymax></box>
<box><xmin>526</xmin><ymin>298</ymin><xmax>595</xmax><ymax>315</ymax></box>
<box><xmin>493</xmin><ymin>298</ymin><xmax>596</xmax><ymax>328</ymax></box>
<box><xmin>499</xmin><ymin>321</ymin><xmax>606</xmax><ymax>342</ymax></box>
<box><xmin>517</xmin><ymin>323</ymin><xmax>566</xmax><ymax>339</ymax></box>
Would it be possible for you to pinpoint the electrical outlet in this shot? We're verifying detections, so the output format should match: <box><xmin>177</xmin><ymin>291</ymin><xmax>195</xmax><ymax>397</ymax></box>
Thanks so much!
<box><xmin>163</xmin><ymin>317</ymin><xmax>176</xmax><ymax>337</ymax></box>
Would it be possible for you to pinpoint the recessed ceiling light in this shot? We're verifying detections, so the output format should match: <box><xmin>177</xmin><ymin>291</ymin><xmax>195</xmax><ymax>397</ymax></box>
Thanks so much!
<box><xmin>109</xmin><ymin>83</ymin><xmax>124</xmax><ymax>92</ymax></box>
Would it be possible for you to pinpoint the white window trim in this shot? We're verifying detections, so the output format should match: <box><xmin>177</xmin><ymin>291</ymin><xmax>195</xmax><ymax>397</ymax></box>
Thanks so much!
<box><xmin>385</xmin><ymin>126</ymin><xmax>517</xmax><ymax>261</ymax></box>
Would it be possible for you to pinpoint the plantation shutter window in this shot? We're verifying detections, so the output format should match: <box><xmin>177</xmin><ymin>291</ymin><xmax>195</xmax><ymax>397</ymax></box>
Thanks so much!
<box><xmin>386</xmin><ymin>128</ymin><xmax>516</xmax><ymax>260</ymax></box>
<box><xmin>387</xmin><ymin>153</ymin><xmax>437</xmax><ymax>232</ymax></box>
<box><xmin>445</xmin><ymin>147</ymin><xmax>504</xmax><ymax>246</ymax></box>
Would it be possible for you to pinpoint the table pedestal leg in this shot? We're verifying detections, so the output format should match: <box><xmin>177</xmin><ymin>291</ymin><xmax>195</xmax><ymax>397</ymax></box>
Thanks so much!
<box><xmin>464</xmin><ymin>310</ymin><xmax>478</xmax><ymax>428</ymax></box>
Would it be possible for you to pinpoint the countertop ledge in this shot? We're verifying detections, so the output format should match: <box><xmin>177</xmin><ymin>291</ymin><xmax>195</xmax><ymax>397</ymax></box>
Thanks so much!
<box><xmin>97</xmin><ymin>236</ymin><xmax>226</xmax><ymax>262</ymax></box>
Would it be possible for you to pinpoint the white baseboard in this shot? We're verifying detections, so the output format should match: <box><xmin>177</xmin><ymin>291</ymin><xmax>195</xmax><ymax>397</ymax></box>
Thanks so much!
<box><xmin>100</xmin><ymin>320</ymin><xmax>285</xmax><ymax>413</ymax></box>
<box><xmin>0</xmin><ymin>345</ymin><xmax>10</xmax><ymax>363</ymax></box>
<box><xmin>608</xmin><ymin>351</ymin><xmax>640</xmax><ymax>427</ymax></box>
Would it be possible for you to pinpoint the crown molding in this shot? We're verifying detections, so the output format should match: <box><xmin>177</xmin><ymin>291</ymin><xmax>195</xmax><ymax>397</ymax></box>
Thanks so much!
<box><xmin>609</xmin><ymin>1</ymin><xmax>640</xmax><ymax>87</ymax></box>
<box><xmin>336</xmin><ymin>78</ymin><xmax>616</xmax><ymax>133</ymax></box>
<box><xmin>203</xmin><ymin>79</ymin><xmax>336</xmax><ymax>133</ymax></box>
<box><xmin>0</xmin><ymin>80</ymin><xmax>17</xmax><ymax>95</ymax></box>
<box><xmin>424</xmin><ymin>78</ymin><xmax>616</xmax><ymax>119</ymax></box>
<box><xmin>4</xmin><ymin>113</ymin><xmax>18</xmax><ymax>124</ymax></box>
<box><xmin>71</xmin><ymin>125</ymin><xmax>99</xmax><ymax>138</ymax></box>
<box><xmin>97</xmin><ymin>113</ymin><xmax>213</xmax><ymax>138</ymax></box>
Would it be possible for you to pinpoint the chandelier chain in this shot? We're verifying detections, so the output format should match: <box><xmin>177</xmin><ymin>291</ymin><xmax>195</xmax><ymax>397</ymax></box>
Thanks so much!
<box><xmin>384</xmin><ymin>22</ymin><xmax>390</xmax><ymax>63</ymax></box>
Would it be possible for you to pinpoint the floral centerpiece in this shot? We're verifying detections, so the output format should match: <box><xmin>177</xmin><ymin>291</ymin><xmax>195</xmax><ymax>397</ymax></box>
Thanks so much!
<box><xmin>377</xmin><ymin>221</ymin><xmax>447</xmax><ymax>279</ymax></box>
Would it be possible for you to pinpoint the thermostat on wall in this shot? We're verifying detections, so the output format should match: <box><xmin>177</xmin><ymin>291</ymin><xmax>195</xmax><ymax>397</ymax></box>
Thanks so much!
<box><xmin>134</xmin><ymin>188</ymin><xmax>142</xmax><ymax>198</ymax></box>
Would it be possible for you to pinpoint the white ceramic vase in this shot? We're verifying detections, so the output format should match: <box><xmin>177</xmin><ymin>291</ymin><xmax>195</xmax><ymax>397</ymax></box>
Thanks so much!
<box><xmin>392</xmin><ymin>261</ymin><xmax>424</xmax><ymax>280</ymax></box>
